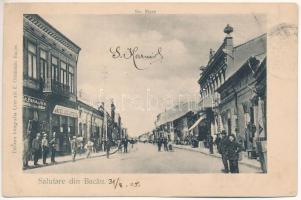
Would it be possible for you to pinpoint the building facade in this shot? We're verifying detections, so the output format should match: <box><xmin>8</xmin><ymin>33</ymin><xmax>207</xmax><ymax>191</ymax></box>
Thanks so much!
<box><xmin>23</xmin><ymin>14</ymin><xmax>81</xmax><ymax>154</ymax></box>
<box><xmin>77</xmin><ymin>99</ymin><xmax>104</xmax><ymax>148</ymax></box>
<box><xmin>198</xmin><ymin>24</ymin><xmax>267</xmax><ymax>166</ymax></box>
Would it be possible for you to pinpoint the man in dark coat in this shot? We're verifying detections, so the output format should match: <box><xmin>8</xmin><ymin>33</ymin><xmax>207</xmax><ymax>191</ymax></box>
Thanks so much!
<box><xmin>163</xmin><ymin>137</ymin><xmax>168</xmax><ymax>151</ymax></box>
<box><xmin>220</xmin><ymin>131</ymin><xmax>229</xmax><ymax>173</ymax></box>
<box><xmin>49</xmin><ymin>132</ymin><xmax>57</xmax><ymax>164</ymax></box>
<box><xmin>31</xmin><ymin>133</ymin><xmax>41</xmax><ymax>166</ymax></box>
<box><xmin>214</xmin><ymin>134</ymin><xmax>222</xmax><ymax>154</ymax></box>
<box><xmin>227</xmin><ymin>134</ymin><xmax>242</xmax><ymax>173</ymax></box>
<box><xmin>208</xmin><ymin>135</ymin><xmax>214</xmax><ymax>154</ymax></box>
<box><xmin>123</xmin><ymin>138</ymin><xmax>128</xmax><ymax>153</ymax></box>
<box><xmin>106</xmin><ymin>139</ymin><xmax>111</xmax><ymax>159</ymax></box>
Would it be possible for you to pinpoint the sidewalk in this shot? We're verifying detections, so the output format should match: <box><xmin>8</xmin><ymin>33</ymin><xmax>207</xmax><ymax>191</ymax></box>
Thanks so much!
<box><xmin>25</xmin><ymin>147</ymin><xmax>118</xmax><ymax>170</ymax></box>
<box><xmin>174</xmin><ymin>144</ymin><xmax>262</xmax><ymax>171</ymax></box>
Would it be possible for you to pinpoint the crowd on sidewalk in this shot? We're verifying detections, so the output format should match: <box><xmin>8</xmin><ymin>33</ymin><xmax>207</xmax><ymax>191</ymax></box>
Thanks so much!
<box><xmin>174</xmin><ymin>131</ymin><xmax>261</xmax><ymax>173</ymax></box>
<box><xmin>23</xmin><ymin>131</ymin><xmax>137</xmax><ymax>169</ymax></box>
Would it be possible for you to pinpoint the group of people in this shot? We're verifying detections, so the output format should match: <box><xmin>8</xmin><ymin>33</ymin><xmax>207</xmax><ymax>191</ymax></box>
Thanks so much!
<box><xmin>23</xmin><ymin>132</ymin><xmax>57</xmax><ymax>168</ymax></box>
<box><xmin>157</xmin><ymin>137</ymin><xmax>173</xmax><ymax>152</ymax></box>
<box><xmin>215</xmin><ymin>131</ymin><xmax>243</xmax><ymax>173</ymax></box>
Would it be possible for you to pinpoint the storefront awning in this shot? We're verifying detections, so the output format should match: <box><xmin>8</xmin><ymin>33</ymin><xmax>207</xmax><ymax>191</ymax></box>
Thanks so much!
<box><xmin>188</xmin><ymin>116</ymin><xmax>206</xmax><ymax>132</ymax></box>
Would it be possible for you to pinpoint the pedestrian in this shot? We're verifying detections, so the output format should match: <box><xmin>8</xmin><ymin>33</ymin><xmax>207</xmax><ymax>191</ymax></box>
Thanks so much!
<box><xmin>31</xmin><ymin>133</ymin><xmax>41</xmax><ymax>166</ymax></box>
<box><xmin>208</xmin><ymin>135</ymin><xmax>214</xmax><ymax>154</ymax></box>
<box><xmin>106</xmin><ymin>139</ymin><xmax>111</xmax><ymax>159</ymax></box>
<box><xmin>70</xmin><ymin>136</ymin><xmax>77</xmax><ymax>162</ymax></box>
<box><xmin>23</xmin><ymin>134</ymin><xmax>30</xmax><ymax>169</ymax></box>
<box><xmin>163</xmin><ymin>137</ymin><xmax>168</xmax><ymax>151</ymax></box>
<box><xmin>131</xmin><ymin>138</ymin><xmax>134</xmax><ymax>149</ymax></box>
<box><xmin>123</xmin><ymin>138</ymin><xmax>128</xmax><ymax>153</ymax></box>
<box><xmin>49</xmin><ymin>132</ymin><xmax>57</xmax><ymax>164</ymax></box>
<box><xmin>117</xmin><ymin>139</ymin><xmax>122</xmax><ymax>153</ymax></box>
<box><xmin>220</xmin><ymin>130</ymin><xmax>230</xmax><ymax>173</ymax></box>
<box><xmin>168</xmin><ymin>140</ymin><xmax>173</xmax><ymax>151</ymax></box>
<box><xmin>158</xmin><ymin>137</ymin><xmax>163</xmax><ymax>152</ymax></box>
<box><xmin>226</xmin><ymin>134</ymin><xmax>242</xmax><ymax>173</ymax></box>
<box><xmin>85</xmin><ymin>140</ymin><xmax>93</xmax><ymax>158</ymax></box>
<box><xmin>157</xmin><ymin>139</ymin><xmax>160</xmax><ymax>152</ymax></box>
<box><xmin>214</xmin><ymin>133</ymin><xmax>222</xmax><ymax>153</ymax></box>
<box><xmin>41</xmin><ymin>133</ymin><xmax>49</xmax><ymax>165</ymax></box>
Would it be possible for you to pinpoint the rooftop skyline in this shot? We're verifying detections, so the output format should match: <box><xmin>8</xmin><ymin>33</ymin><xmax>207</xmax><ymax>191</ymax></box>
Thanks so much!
<box><xmin>41</xmin><ymin>14</ymin><xmax>266</xmax><ymax>136</ymax></box>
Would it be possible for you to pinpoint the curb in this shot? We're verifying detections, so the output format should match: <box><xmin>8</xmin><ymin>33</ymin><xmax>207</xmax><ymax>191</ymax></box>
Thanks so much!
<box><xmin>24</xmin><ymin>147</ymin><xmax>119</xmax><ymax>171</ymax></box>
<box><xmin>174</xmin><ymin>146</ymin><xmax>262</xmax><ymax>171</ymax></box>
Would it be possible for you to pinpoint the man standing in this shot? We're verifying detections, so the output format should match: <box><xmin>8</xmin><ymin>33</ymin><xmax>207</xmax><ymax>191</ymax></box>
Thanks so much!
<box><xmin>31</xmin><ymin>133</ymin><xmax>41</xmax><ymax>166</ymax></box>
<box><xmin>227</xmin><ymin>134</ymin><xmax>242</xmax><ymax>173</ymax></box>
<box><xmin>49</xmin><ymin>132</ymin><xmax>57</xmax><ymax>164</ymax></box>
<box><xmin>85</xmin><ymin>140</ymin><xmax>93</xmax><ymax>158</ymax></box>
<box><xmin>123</xmin><ymin>138</ymin><xmax>128</xmax><ymax>153</ymax></box>
<box><xmin>208</xmin><ymin>135</ymin><xmax>214</xmax><ymax>154</ymax></box>
<box><xmin>214</xmin><ymin>134</ymin><xmax>222</xmax><ymax>153</ymax></box>
<box><xmin>106</xmin><ymin>139</ymin><xmax>111</xmax><ymax>159</ymax></box>
<box><xmin>41</xmin><ymin>133</ymin><xmax>49</xmax><ymax>165</ymax></box>
<box><xmin>163</xmin><ymin>137</ymin><xmax>168</xmax><ymax>151</ymax></box>
<box><xmin>23</xmin><ymin>134</ymin><xmax>30</xmax><ymax>169</ymax></box>
<box><xmin>220</xmin><ymin>131</ymin><xmax>229</xmax><ymax>173</ymax></box>
<box><xmin>70</xmin><ymin>136</ymin><xmax>77</xmax><ymax>162</ymax></box>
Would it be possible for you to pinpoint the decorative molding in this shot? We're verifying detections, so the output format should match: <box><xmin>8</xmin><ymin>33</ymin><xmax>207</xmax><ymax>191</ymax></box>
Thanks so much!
<box><xmin>24</xmin><ymin>14</ymin><xmax>81</xmax><ymax>55</ymax></box>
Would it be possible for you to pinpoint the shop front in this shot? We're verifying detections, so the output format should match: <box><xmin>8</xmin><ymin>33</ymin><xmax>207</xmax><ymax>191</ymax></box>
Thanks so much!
<box><xmin>51</xmin><ymin>104</ymin><xmax>78</xmax><ymax>154</ymax></box>
<box><xmin>23</xmin><ymin>95</ymin><xmax>48</xmax><ymax>149</ymax></box>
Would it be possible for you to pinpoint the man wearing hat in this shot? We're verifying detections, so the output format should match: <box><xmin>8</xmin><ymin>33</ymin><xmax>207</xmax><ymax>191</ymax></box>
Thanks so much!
<box><xmin>31</xmin><ymin>133</ymin><xmax>41</xmax><ymax>166</ymax></box>
<box><xmin>49</xmin><ymin>132</ymin><xmax>57</xmax><ymax>164</ymax></box>
<box><xmin>41</xmin><ymin>133</ymin><xmax>49</xmax><ymax>165</ymax></box>
<box><xmin>220</xmin><ymin>130</ymin><xmax>230</xmax><ymax>173</ymax></box>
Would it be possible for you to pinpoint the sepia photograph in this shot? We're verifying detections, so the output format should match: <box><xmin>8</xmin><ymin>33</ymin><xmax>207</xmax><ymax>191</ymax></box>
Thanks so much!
<box><xmin>22</xmin><ymin>13</ymin><xmax>267</xmax><ymax>174</ymax></box>
<box><xmin>2</xmin><ymin>2</ymin><xmax>298</xmax><ymax>197</ymax></box>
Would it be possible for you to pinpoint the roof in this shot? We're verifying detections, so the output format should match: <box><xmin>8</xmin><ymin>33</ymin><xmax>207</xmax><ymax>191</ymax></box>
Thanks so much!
<box><xmin>155</xmin><ymin>102</ymin><xmax>199</xmax><ymax>126</ymax></box>
<box><xmin>227</xmin><ymin>34</ymin><xmax>267</xmax><ymax>78</ymax></box>
<box><xmin>216</xmin><ymin>53</ymin><xmax>266</xmax><ymax>93</ymax></box>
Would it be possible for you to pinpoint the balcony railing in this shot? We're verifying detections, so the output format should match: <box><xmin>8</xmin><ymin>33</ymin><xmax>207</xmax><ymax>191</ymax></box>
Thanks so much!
<box><xmin>43</xmin><ymin>80</ymin><xmax>70</xmax><ymax>97</ymax></box>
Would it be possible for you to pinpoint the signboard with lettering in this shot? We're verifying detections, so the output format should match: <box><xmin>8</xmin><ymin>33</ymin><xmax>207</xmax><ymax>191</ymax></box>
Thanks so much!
<box><xmin>23</xmin><ymin>95</ymin><xmax>46</xmax><ymax>110</ymax></box>
<box><xmin>53</xmin><ymin>105</ymin><xmax>78</xmax><ymax>118</ymax></box>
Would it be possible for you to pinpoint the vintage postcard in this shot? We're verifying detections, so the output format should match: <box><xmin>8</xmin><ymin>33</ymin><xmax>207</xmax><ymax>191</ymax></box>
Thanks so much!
<box><xmin>2</xmin><ymin>2</ymin><xmax>298</xmax><ymax>197</ymax></box>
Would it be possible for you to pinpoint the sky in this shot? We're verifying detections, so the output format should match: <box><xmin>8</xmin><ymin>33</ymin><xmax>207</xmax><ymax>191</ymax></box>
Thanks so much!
<box><xmin>41</xmin><ymin>14</ymin><xmax>266</xmax><ymax>137</ymax></box>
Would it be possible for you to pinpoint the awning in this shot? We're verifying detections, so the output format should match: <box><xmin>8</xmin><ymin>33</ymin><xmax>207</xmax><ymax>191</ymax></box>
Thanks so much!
<box><xmin>188</xmin><ymin>116</ymin><xmax>206</xmax><ymax>132</ymax></box>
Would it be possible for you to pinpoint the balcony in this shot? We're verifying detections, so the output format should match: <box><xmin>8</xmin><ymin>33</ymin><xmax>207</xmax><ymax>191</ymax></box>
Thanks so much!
<box><xmin>43</xmin><ymin>80</ymin><xmax>70</xmax><ymax>98</ymax></box>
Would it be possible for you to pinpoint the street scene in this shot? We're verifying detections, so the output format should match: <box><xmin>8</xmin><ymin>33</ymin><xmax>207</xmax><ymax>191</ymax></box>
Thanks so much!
<box><xmin>23</xmin><ymin>14</ymin><xmax>267</xmax><ymax>173</ymax></box>
<box><xmin>27</xmin><ymin>143</ymin><xmax>259</xmax><ymax>173</ymax></box>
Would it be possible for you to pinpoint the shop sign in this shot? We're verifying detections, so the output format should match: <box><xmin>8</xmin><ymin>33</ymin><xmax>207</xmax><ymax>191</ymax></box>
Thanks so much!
<box><xmin>23</xmin><ymin>95</ymin><xmax>46</xmax><ymax>110</ymax></box>
<box><xmin>53</xmin><ymin>105</ymin><xmax>78</xmax><ymax>118</ymax></box>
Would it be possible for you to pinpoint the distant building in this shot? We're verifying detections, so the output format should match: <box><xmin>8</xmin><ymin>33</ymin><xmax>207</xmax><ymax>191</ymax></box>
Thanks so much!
<box><xmin>154</xmin><ymin>102</ymin><xmax>200</xmax><ymax>143</ymax></box>
<box><xmin>23</xmin><ymin>14</ymin><xmax>81</xmax><ymax>154</ymax></box>
<box><xmin>77</xmin><ymin>99</ymin><xmax>104</xmax><ymax>148</ymax></box>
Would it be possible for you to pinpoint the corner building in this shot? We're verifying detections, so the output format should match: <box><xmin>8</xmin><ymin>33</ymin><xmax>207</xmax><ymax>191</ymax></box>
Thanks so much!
<box><xmin>23</xmin><ymin>14</ymin><xmax>81</xmax><ymax>154</ymax></box>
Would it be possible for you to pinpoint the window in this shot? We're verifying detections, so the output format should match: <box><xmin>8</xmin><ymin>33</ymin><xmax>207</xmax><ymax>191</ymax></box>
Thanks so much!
<box><xmin>51</xmin><ymin>56</ymin><xmax>59</xmax><ymax>82</ymax></box>
<box><xmin>27</xmin><ymin>42</ymin><xmax>37</xmax><ymax>79</ymax></box>
<box><xmin>40</xmin><ymin>49</ymin><xmax>48</xmax><ymax>81</ymax></box>
<box><xmin>60</xmin><ymin>61</ymin><xmax>67</xmax><ymax>85</ymax></box>
<box><xmin>68</xmin><ymin>65</ymin><xmax>74</xmax><ymax>93</ymax></box>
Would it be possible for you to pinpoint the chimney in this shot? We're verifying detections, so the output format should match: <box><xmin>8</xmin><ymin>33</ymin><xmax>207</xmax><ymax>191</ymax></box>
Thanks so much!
<box><xmin>209</xmin><ymin>49</ymin><xmax>216</xmax><ymax>59</ymax></box>
<box><xmin>223</xmin><ymin>24</ymin><xmax>234</xmax><ymax>79</ymax></box>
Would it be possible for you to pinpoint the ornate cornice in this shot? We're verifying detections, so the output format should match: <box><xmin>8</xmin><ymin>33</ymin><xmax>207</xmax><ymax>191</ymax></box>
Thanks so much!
<box><xmin>24</xmin><ymin>14</ymin><xmax>81</xmax><ymax>54</ymax></box>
